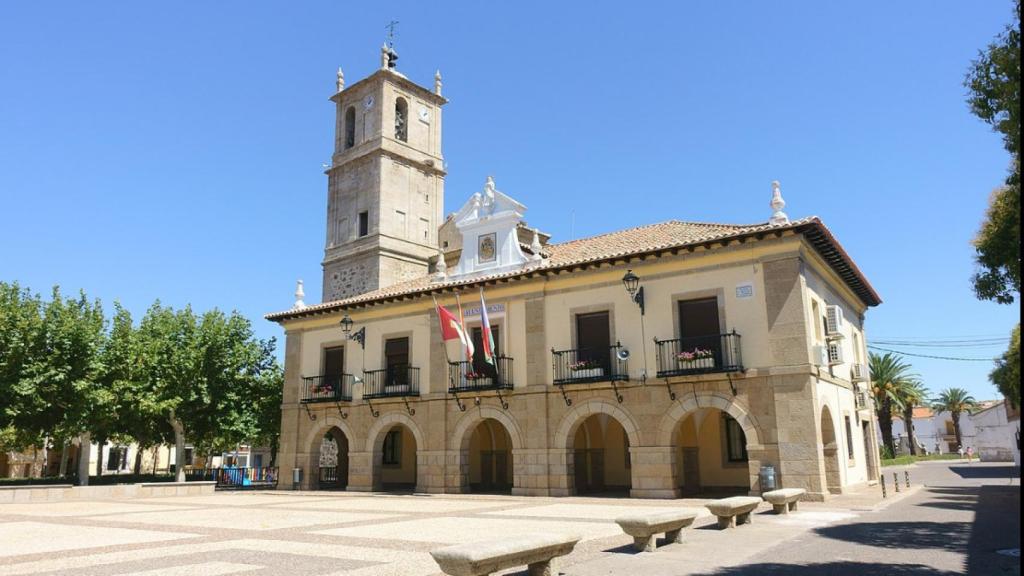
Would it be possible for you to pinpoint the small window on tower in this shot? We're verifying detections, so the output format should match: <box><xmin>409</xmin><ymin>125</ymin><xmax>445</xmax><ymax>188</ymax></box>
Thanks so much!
<box><xmin>358</xmin><ymin>211</ymin><xmax>369</xmax><ymax>237</ymax></box>
<box><xmin>344</xmin><ymin>107</ymin><xmax>356</xmax><ymax>149</ymax></box>
<box><xmin>395</xmin><ymin>97</ymin><xmax>408</xmax><ymax>142</ymax></box>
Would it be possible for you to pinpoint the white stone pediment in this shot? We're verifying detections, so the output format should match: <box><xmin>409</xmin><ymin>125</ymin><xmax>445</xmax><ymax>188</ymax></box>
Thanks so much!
<box><xmin>450</xmin><ymin>177</ymin><xmax>535</xmax><ymax>278</ymax></box>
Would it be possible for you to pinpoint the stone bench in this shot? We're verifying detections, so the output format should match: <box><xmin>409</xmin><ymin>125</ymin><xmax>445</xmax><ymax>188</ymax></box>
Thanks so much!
<box><xmin>705</xmin><ymin>496</ymin><xmax>763</xmax><ymax>529</ymax></box>
<box><xmin>615</xmin><ymin>509</ymin><xmax>699</xmax><ymax>552</ymax></box>
<box><xmin>430</xmin><ymin>533</ymin><xmax>580</xmax><ymax>576</ymax></box>
<box><xmin>762</xmin><ymin>488</ymin><xmax>806</xmax><ymax>514</ymax></box>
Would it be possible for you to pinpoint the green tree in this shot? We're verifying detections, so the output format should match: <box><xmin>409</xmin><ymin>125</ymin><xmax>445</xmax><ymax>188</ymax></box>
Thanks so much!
<box><xmin>933</xmin><ymin>388</ymin><xmax>979</xmax><ymax>450</ymax></box>
<box><xmin>24</xmin><ymin>288</ymin><xmax>107</xmax><ymax>479</ymax></box>
<box><xmin>895</xmin><ymin>379</ymin><xmax>930</xmax><ymax>456</ymax></box>
<box><xmin>990</xmin><ymin>324</ymin><xmax>1020</xmax><ymax>407</ymax></box>
<box><xmin>965</xmin><ymin>0</ymin><xmax>1020</xmax><ymax>304</ymax></box>
<box><xmin>137</xmin><ymin>303</ymin><xmax>279</xmax><ymax>481</ymax></box>
<box><xmin>0</xmin><ymin>282</ymin><xmax>44</xmax><ymax>452</ymax></box>
<box><xmin>869</xmin><ymin>352</ymin><xmax>919</xmax><ymax>456</ymax></box>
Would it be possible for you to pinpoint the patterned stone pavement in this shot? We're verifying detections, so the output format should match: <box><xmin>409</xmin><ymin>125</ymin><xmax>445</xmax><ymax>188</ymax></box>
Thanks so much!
<box><xmin>0</xmin><ymin>487</ymin><xmax>906</xmax><ymax>575</ymax></box>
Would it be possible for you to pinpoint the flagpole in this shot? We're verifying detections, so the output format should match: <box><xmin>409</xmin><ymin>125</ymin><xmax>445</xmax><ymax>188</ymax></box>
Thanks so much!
<box><xmin>456</xmin><ymin>292</ymin><xmax>468</xmax><ymax>364</ymax></box>
<box><xmin>433</xmin><ymin>295</ymin><xmax>467</xmax><ymax>412</ymax></box>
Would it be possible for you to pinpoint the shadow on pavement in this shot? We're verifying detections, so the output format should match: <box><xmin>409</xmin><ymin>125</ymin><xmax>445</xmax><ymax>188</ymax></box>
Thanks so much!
<box><xmin>813</xmin><ymin>520</ymin><xmax>969</xmax><ymax>551</ymax></box>
<box><xmin>688</xmin><ymin>557</ymin><xmax>958</xmax><ymax>569</ymax></box>
<box><xmin>689</xmin><ymin>561</ymin><xmax>960</xmax><ymax>575</ymax></box>
<box><xmin>948</xmin><ymin>465</ymin><xmax>1020</xmax><ymax>480</ymax></box>
<box><xmin>965</xmin><ymin>483</ymin><xmax>1020</xmax><ymax>575</ymax></box>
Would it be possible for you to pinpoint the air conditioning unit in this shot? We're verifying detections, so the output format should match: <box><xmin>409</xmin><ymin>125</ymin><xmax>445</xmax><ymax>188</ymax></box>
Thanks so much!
<box><xmin>827</xmin><ymin>341</ymin><xmax>844</xmax><ymax>365</ymax></box>
<box><xmin>825</xmin><ymin>305</ymin><xmax>845</xmax><ymax>339</ymax></box>
<box><xmin>851</xmin><ymin>362</ymin><xmax>868</xmax><ymax>382</ymax></box>
<box><xmin>813</xmin><ymin>345</ymin><xmax>830</xmax><ymax>367</ymax></box>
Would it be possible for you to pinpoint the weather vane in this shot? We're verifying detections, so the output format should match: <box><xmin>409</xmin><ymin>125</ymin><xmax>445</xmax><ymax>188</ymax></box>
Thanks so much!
<box><xmin>385</xmin><ymin>20</ymin><xmax>399</xmax><ymax>48</ymax></box>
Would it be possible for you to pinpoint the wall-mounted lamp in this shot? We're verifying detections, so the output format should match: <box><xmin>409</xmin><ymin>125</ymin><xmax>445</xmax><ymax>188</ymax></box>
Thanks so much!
<box><xmin>622</xmin><ymin>269</ymin><xmax>645</xmax><ymax>315</ymax></box>
<box><xmin>340</xmin><ymin>313</ymin><xmax>366</xmax><ymax>349</ymax></box>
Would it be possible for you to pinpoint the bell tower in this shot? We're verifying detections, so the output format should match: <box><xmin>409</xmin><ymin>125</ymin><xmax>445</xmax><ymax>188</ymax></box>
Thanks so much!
<box><xmin>322</xmin><ymin>45</ymin><xmax>447</xmax><ymax>301</ymax></box>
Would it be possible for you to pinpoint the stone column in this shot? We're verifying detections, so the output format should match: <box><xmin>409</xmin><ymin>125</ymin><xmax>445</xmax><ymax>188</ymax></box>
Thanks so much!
<box><xmin>772</xmin><ymin>374</ymin><xmax>828</xmax><ymax>500</ymax></box>
<box><xmin>347</xmin><ymin>451</ymin><xmax>374</xmax><ymax>491</ymax></box>
<box><xmin>417</xmin><ymin>450</ymin><xmax>446</xmax><ymax>493</ymax></box>
<box><xmin>445</xmin><ymin>449</ymin><xmax>470</xmax><ymax>493</ymax></box>
<box><xmin>513</xmin><ymin>448</ymin><xmax>553</xmax><ymax>496</ymax></box>
<box><xmin>628</xmin><ymin>446</ymin><xmax>678</xmax><ymax>499</ymax></box>
<box><xmin>547</xmin><ymin>448</ymin><xmax>574</xmax><ymax>497</ymax></box>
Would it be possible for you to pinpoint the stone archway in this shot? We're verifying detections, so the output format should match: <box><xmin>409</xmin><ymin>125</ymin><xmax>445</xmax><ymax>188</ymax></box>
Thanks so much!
<box><xmin>301</xmin><ymin>416</ymin><xmax>357</xmax><ymax>491</ymax></box>
<box><xmin>656</xmin><ymin>393</ymin><xmax>765</xmax><ymax>497</ymax></box>
<box><xmin>820</xmin><ymin>405</ymin><xmax>842</xmax><ymax>494</ymax></box>
<box><xmin>552</xmin><ymin>398</ymin><xmax>642</xmax><ymax>496</ymax></box>
<box><xmin>318</xmin><ymin>427</ymin><xmax>349</xmax><ymax>490</ymax></box>
<box><xmin>449</xmin><ymin>407</ymin><xmax>525</xmax><ymax>494</ymax></box>
<box><xmin>365</xmin><ymin>412</ymin><xmax>425</xmax><ymax>492</ymax></box>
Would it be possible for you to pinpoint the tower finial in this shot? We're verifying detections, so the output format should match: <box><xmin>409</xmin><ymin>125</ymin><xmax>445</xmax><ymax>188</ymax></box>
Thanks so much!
<box><xmin>769</xmin><ymin>180</ymin><xmax>789</xmax><ymax>225</ymax></box>
<box><xmin>530</xmin><ymin>228</ymin><xmax>543</xmax><ymax>262</ymax></box>
<box><xmin>433</xmin><ymin>247</ymin><xmax>448</xmax><ymax>282</ymax></box>
<box><xmin>293</xmin><ymin>280</ymin><xmax>306</xmax><ymax>309</ymax></box>
<box><xmin>380</xmin><ymin>43</ymin><xmax>390</xmax><ymax>70</ymax></box>
<box><xmin>434</xmin><ymin>69</ymin><xmax>443</xmax><ymax>96</ymax></box>
<box><xmin>336</xmin><ymin>67</ymin><xmax>345</xmax><ymax>92</ymax></box>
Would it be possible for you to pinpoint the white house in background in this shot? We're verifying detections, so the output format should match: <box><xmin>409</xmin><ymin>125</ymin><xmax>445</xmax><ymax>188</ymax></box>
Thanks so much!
<box><xmin>886</xmin><ymin>400</ymin><xmax>1006</xmax><ymax>456</ymax></box>
<box><xmin>973</xmin><ymin>400</ymin><xmax>1020</xmax><ymax>465</ymax></box>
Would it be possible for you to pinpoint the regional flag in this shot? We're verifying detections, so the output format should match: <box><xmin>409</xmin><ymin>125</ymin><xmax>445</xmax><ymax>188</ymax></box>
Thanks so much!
<box><xmin>479</xmin><ymin>288</ymin><xmax>495</xmax><ymax>365</ymax></box>
<box><xmin>435</xmin><ymin>301</ymin><xmax>474</xmax><ymax>359</ymax></box>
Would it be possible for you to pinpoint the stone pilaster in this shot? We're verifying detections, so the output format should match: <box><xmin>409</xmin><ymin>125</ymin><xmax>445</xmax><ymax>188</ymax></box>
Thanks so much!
<box><xmin>629</xmin><ymin>446</ymin><xmax>678</xmax><ymax>499</ymax></box>
<box><xmin>348</xmin><ymin>451</ymin><xmax>374</xmax><ymax>491</ymax></box>
<box><xmin>418</xmin><ymin>450</ymin><xmax>446</xmax><ymax>493</ymax></box>
<box><xmin>547</xmin><ymin>448</ymin><xmax>573</xmax><ymax>497</ymax></box>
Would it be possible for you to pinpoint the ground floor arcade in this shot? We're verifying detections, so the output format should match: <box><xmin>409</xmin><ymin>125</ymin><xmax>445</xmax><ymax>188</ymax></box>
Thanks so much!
<box><xmin>281</xmin><ymin>373</ymin><xmax>881</xmax><ymax>501</ymax></box>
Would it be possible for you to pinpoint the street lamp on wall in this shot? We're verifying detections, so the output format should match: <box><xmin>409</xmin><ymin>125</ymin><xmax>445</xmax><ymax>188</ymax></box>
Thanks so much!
<box><xmin>622</xmin><ymin>269</ymin><xmax>645</xmax><ymax>316</ymax></box>
<box><xmin>340</xmin><ymin>313</ymin><xmax>366</xmax><ymax>349</ymax></box>
<box><xmin>621</xmin><ymin>269</ymin><xmax>649</xmax><ymax>383</ymax></box>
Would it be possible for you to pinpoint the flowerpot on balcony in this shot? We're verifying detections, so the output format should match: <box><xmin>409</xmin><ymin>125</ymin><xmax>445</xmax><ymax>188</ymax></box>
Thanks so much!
<box><xmin>677</xmin><ymin>357</ymin><xmax>714</xmax><ymax>371</ymax></box>
<box><xmin>571</xmin><ymin>368</ymin><xmax>604</xmax><ymax>379</ymax></box>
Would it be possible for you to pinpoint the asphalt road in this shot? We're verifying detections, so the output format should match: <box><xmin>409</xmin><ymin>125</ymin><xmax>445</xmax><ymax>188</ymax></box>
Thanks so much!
<box><xmin>694</xmin><ymin>461</ymin><xmax>1021</xmax><ymax>575</ymax></box>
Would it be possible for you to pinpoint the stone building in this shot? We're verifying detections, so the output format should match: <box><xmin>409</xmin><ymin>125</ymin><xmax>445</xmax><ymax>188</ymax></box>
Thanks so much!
<box><xmin>267</xmin><ymin>49</ymin><xmax>883</xmax><ymax>501</ymax></box>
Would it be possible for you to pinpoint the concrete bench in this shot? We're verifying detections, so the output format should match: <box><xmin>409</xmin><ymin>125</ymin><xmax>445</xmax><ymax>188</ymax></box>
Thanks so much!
<box><xmin>705</xmin><ymin>496</ymin><xmax>763</xmax><ymax>529</ymax></box>
<box><xmin>430</xmin><ymin>533</ymin><xmax>580</xmax><ymax>576</ymax></box>
<box><xmin>762</xmin><ymin>488</ymin><xmax>806</xmax><ymax>514</ymax></box>
<box><xmin>615</xmin><ymin>509</ymin><xmax>699</xmax><ymax>552</ymax></box>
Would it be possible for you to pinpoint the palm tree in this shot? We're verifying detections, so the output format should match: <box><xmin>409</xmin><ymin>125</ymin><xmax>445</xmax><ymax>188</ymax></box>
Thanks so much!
<box><xmin>933</xmin><ymin>388</ymin><xmax>979</xmax><ymax>450</ymax></box>
<box><xmin>869</xmin><ymin>352</ymin><xmax>919</xmax><ymax>456</ymax></box>
<box><xmin>895</xmin><ymin>379</ymin><xmax>929</xmax><ymax>456</ymax></box>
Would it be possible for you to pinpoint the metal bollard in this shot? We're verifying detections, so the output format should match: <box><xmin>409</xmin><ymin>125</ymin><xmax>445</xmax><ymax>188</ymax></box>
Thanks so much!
<box><xmin>880</xmin><ymin>474</ymin><xmax>887</xmax><ymax>498</ymax></box>
<box><xmin>893</xmin><ymin>472</ymin><xmax>900</xmax><ymax>492</ymax></box>
<box><xmin>905</xmin><ymin>470</ymin><xmax>910</xmax><ymax>488</ymax></box>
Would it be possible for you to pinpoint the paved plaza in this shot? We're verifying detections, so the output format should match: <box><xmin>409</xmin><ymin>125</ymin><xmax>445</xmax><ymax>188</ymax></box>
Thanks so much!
<box><xmin>0</xmin><ymin>462</ymin><xmax>1017</xmax><ymax>575</ymax></box>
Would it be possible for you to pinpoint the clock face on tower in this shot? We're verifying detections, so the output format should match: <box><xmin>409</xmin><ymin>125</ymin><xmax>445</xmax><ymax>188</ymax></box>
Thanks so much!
<box><xmin>363</xmin><ymin>95</ymin><xmax>374</xmax><ymax>110</ymax></box>
<box><xmin>418</xmin><ymin>106</ymin><xmax>430</xmax><ymax>123</ymax></box>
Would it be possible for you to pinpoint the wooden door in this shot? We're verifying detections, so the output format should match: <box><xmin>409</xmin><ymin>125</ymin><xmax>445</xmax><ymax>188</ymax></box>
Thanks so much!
<box><xmin>576</xmin><ymin>312</ymin><xmax>611</xmax><ymax>371</ymax></box>
<box><xmin>681</xmin><ymin>447</ymin><xmax>700</xmax><ymax>495</ymax></box>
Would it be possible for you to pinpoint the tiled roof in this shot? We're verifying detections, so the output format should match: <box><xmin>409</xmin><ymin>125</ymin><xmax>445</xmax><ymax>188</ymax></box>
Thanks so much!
<box><xmin>912</xmin><ymin>407</ymin><xmax>935</xmax><ymax>419</ymax></box>
<box><xmin>266</xmin><ymin>216</ymin><xmax>881</xmax><ymax>322</ymax></box>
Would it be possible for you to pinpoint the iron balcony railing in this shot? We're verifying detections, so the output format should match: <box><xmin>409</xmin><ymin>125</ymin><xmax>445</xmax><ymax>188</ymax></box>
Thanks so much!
<box><xmin>448</xmin><ymin>356</ymin><xmax>514</xmax><ymax>393</ymax></box>
<box><xmin>552</xmin><ymin>343</ymin><xmax>629</xmax><ymax>385</ymax></box>
<box><xmin>301</xmin><ymin>374</ymin><xmax>354</xmax><ymax>403</ymax></box>
<box><xmin>318</xmin><ymin>466</ymin><xmax>344</xmax><ymax>489</ymax></box>
<box><xmin>363</xmin><ymin>365</ymin><xmax>420</xmax><ymax>399</ymax></box>
<box><xmin>655</xmin><ymin>331</ymin><xmax>743</xmax><ymax>378</ymax></box>
<box><xmin>184</xmin><ymin>466</ymin><xmax>278</xmax><ymax>489</ymax></box>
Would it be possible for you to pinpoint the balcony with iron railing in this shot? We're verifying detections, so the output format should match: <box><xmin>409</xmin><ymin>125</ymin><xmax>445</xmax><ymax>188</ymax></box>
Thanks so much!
<box><xmin>363</xmin><ymin>365</ymin><xmax>420</xmax><ymax>399</ymax></box>
<box><xmin>449</xmin><ymin>356</ymin><xmax>514</xmax><ymax>393</ymax></box>
<box><xmin>552</xmin><ymin>344</ymin><xmax>629</xmax><ymax>385</ymax></box>
<box><xmin>301</xmin><ymin>374</ymin><xmax>354</xmax><ymax>403</ymax></box>
<box><xmin>654</xmin><ymin>332</ymin><xmax>743</xmax><ymax>378</ymax></box>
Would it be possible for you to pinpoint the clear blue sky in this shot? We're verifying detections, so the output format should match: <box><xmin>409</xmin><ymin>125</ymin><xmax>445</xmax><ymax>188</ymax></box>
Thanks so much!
<box><xmin>1</xmin><ymin>1</ymin><xmax>1018</xmax><ymax>401</ymax></box>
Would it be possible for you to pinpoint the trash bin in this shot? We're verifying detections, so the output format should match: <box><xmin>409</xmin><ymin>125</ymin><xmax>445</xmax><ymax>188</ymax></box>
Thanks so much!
<box><xmin>292</xmin><ymin>467</ymin><xmax>302</xmax><ymax>490</ymax></box>
<box><xmin>759</xmin><ymin>464</ymin><xmax>777</xmax><ymax>492</ymax></box>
